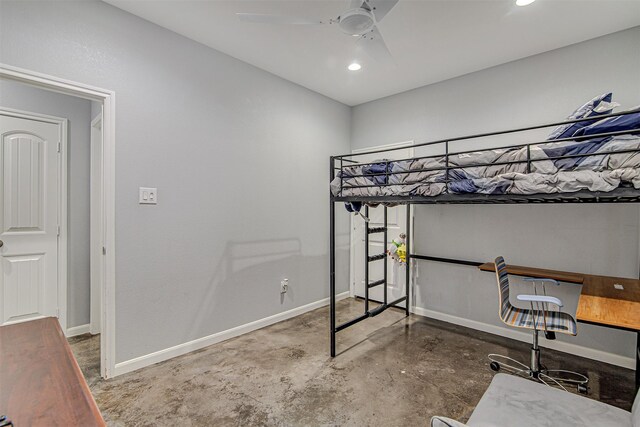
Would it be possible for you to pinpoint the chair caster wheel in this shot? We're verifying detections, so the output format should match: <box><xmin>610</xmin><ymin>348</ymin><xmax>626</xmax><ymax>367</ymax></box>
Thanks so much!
<box><xmin>577</xmin><ymin>384</ymin><xmax>588</xmax><ymax>394</ymax></box>
<box><xmin>490</xmin><ymin>361</ymin><xmax>500</xmax><ymax>372</ymax></box>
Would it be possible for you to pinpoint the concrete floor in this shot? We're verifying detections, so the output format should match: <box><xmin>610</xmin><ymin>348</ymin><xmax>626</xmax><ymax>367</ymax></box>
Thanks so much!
<box><xmin>69</xmin><ymin>298</ymin><xmax>636</xmax><ymax>426</ymax></box>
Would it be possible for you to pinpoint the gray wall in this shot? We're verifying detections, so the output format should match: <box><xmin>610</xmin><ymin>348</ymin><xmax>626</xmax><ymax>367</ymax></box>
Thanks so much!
<box><xmin>0</xmin><ymin>0</ymin><xmax>351</xmax><ymax>363</ymax></box>
<box><xmin>352</xmin><ymin>27</ymin><xmax>640</xmax><ymax>360</ymax></box>
<box><xmin>0</xmin><ymin>80</ymin><xmax>92</xmax><ymax>329</ymax></box>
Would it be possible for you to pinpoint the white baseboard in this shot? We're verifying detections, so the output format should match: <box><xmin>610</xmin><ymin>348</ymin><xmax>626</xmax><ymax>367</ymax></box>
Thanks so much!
<box><xmin>66</xmin><ymin>323</ymin><xmax>91</xmax><ymax>337</ymax></box>
<box><xmin>411</xmin><ymin>306</ymin><xmax>635</xmax><ymax>370</ymax></box>
<box><xmin>114</xmin><ymin>291</ymin><xmax>350</xmax><ymax>377</ymax></box>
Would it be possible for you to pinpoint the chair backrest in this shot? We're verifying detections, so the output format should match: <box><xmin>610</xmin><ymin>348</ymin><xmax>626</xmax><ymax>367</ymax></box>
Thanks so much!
<box><xmin>494</xmin><ymin>256</ymin><xmax>513</xmax><ymax>322</ymax></box>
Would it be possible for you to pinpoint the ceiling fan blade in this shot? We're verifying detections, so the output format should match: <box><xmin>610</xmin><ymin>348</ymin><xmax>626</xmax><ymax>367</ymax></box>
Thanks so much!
<box><xmin>357</xmin><ymin>25</ymin><xmax>394</xmax><ymax>64</ymax></box>
<box><xmin>365</xmin><ymin>0</ymin><xmax>399</xmax><ymax>22</ymax></box>
<box><xmin>237</xmin><ymin>13</ymin><xmax>324</xmax><ymax>25</ymax></box>
<box><xmin>348</xmin><ymin>0</ymin><xmax>365</xmax><ymax>9</ymax></box>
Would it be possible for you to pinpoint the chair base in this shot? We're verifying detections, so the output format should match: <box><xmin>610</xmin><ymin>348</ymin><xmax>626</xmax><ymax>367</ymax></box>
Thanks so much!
<box><xmin>488</xmin><ymin>353</ymin><xmax>589</xmax><ymax>394</ymax></box>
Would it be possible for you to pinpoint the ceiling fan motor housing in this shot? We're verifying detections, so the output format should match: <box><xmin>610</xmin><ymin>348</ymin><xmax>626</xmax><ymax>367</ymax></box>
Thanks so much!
<box><xmin>338</xmin><ymin>9</ymin><xmax>375</xmax><ymax>36</ymax></box>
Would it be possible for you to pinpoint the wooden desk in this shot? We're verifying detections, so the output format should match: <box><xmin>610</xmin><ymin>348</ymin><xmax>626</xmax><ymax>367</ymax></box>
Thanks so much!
<box><xmin>478</xmin><ymin>262</ymin><xmax>640</xmax><ymax>330</ymax></box>
<box><xmin>578</xmin><ymin>275</ymin><xmax>640</xmax><ymax>331</ymax></box>
<box><xmin>0</xmin><ymin>317</ymin><xmax>105</xmax><ymax>426</ymax></box>
<box><xmin>478</xmin><ymin>262</ymin><xmax>585</xmax><ymax>285</ymax></box>
<box><xmin>478</xmin><ymin>262</ymin><xmax>640</xmax><ymax>387</ymax></box>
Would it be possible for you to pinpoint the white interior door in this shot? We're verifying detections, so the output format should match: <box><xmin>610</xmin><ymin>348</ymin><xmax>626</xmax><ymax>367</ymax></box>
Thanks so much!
<box><xmin>0</xmin><ymin>112</ymin><xmax>61</xmax><ymax>326</ymax></box>
<box><xmin>350</xmin><ymin>143</ymin><xmax>413</xmax><ymax>308</ymax></box>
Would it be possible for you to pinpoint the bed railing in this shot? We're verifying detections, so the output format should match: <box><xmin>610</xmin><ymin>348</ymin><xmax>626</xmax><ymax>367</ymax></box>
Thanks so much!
<box><xmin>331</xmin><ymin>109</ymin><xmax>640</xmax><ymax>198</ymax></box>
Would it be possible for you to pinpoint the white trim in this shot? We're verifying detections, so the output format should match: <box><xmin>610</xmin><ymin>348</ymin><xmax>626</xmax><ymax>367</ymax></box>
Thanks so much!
<box><xmin>59</xmin><ymin>118</ymin><xmax>68</xmax><ymax>336</ymax></box>
<box><xmin>114</xmin><ymin>291</ymin><xmax>350</xmax><ymax>376</ymax></box>
<box><xmin>1</xmin><ymin>63</ymin><xmax>117</xmax><ymax>379</ymax></box>
<box><xmin>349</xmin><ymin>141</ymin><xmax>414</xmax><ymax>299</ymax></box>
<box><xmin>102</xmin><ymin>87</ymin><xmax>116</xmax><ymax>380</ymax></box>
<box><xmin>89</xmin><ymin>113</ymin><xmax>103</xmax><ymax>336</ymax></box>
<box><xmin>0</xmin><ymin>107</ymin><xmax>68</xmax><ymax>333</ymax></box>
<box><xmin>411</xmin><ymin>306</ymin><xmax>635</xmax><ymax>370</ymax></box>
<box><xmin>66</xmin><ymin>323</ymin><xmax>91</xmax><ymax>337</ymax></box>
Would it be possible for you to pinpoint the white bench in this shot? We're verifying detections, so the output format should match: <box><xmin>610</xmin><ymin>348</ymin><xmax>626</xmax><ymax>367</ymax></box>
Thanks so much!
<box><xmin>432</xmin><ymin>374</ymin><xmax>639</xmax><ymax>427</ymax></box>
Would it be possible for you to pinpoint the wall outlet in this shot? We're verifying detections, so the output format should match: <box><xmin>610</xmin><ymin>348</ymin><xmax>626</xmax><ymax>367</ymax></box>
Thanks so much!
<box><xmin>139</xmin><ymin>187</ymin><xmax>157</xmax><ymax>204</ymax></box>
<box><xmin>280</xmin><ymin>279</ymin><xmax>289</xmax><ymax>294</ymax></box>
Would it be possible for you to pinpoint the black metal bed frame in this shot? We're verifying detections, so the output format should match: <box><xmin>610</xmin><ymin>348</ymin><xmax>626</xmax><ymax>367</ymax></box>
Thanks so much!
<box><xmin>328</xmin><ymin>109</ymin><xmax>640</xmax><ymax>386</ymax></box>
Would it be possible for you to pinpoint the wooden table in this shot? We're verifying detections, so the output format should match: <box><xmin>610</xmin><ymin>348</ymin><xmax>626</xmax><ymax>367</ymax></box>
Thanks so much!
<box><xmin>578</xmin><ymin>275</ymin><xmax>640</xmax><ymax>331</ymax></box>
<box><xmin>0</xmin><ymin>317</ymin><xmax>105</xmax><ymax>426</ymax></box>
<box><xmin>479</xmin><ymin>262</ymin><xmax>640</xmax><ymax>387</ymax></box>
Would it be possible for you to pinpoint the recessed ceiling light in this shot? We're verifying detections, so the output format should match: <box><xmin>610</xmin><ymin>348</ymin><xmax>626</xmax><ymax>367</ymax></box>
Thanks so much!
<box><xmin>516</xmin><ymin>0</ymin><xmax>536</xmax><ymax>6</ymax></box>
<box><xmin>348</xmin><ymin>62</ymin><xmax>362</xmax><ymax>71</ymax></box>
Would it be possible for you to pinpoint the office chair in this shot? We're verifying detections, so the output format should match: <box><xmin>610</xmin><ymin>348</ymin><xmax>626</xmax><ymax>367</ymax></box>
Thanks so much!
<box><xmin>488</xmin><ymin>256</ymin><xmax>589</xmax><ymax>393</ymax></box>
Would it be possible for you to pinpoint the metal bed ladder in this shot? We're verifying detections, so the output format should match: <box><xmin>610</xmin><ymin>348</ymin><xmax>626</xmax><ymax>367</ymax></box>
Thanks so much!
<box><xmin>364</xmin><ymin>205</ymin><xmax>389</xmax><ymax>315</ymax></box>
<box><xmin>330</xmin><ymin>203</ymin><xmax>411</xmax><ymax>357</ymax></box>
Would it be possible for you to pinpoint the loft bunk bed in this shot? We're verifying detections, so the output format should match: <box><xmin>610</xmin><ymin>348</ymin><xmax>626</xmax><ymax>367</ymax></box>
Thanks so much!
<box><xmin>328</xmin><ymin>106</ymin><xmax>640</xmax><ymax>360</ymax></box>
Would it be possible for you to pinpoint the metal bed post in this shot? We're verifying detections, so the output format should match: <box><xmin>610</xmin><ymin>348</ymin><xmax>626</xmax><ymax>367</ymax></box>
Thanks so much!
<box><xmin>384</xmin><ymin>206</ymin><xmax>388</xmax><ymax>306</ymax></box>
<box><xmin>405</xmin><ymin>204</ymin><xmax>411</xmax><ymax>316</ymax></box>
<box><xmin>364</xmin><ymin>205</ymin><xmax>370</xmax><ymax>313</ymax></box>
<box><xmin>445</xmin><ymin>141</ymin><xmax>449</xmax><ymax>194</ymax></box>
<box><xmin>329</xmin><ymin>156</ymin><xmax>336</xmax><ymax>357</ymax></box>
<box><xmin>636</xmin><ymin>331</ymin><xmax>639</xmax><ymax>390</ymax></box>
<box><xmin>637</xmin><ymin>239</ymin><xmax>640</xmax><ymax>390</ymax></box>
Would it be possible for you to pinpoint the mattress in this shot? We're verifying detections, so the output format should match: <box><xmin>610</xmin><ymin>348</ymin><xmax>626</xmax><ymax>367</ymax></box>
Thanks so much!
<box><xmin>330</xmin><ymin>135</ymin><xmax>640</xmax><ymax>198</ymax></box>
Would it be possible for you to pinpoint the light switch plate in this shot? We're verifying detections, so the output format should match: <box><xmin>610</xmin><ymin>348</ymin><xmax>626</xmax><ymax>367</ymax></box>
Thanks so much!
<box><xmin>139</xmin><ymin>187</ymin><xmax>157</xmax><ymax>204</ymax></box>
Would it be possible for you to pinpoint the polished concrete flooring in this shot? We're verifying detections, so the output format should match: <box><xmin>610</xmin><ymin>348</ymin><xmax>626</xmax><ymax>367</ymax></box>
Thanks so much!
<box><xmin>69</xmin><ymin>298</ymin><xmax>636</xmax><ymax>426</ymax></box>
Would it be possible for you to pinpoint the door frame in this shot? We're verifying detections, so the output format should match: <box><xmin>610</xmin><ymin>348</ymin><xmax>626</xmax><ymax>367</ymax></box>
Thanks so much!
<box><xmin>348</xmin><ymin>140</ymin><xmax>415</xmax><ymax>301</ymax></box>
<box><xmin>0</xmin><ymin>63</ymin><xmax>116</xmax><ymax>379</ymax></box>
<box><xmin>90</xmin><ymin>113</ymin><xmax>103</xmax><ymax>336</ymax></box>
<box><xmin>0</xmin><ymin>107</ymin><xmax>68</xmax><ymax>331</ymax></box>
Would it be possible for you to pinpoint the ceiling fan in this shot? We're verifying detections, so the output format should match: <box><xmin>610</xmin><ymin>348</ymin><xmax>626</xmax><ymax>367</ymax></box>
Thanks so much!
<box><xmin>237</xmin><ymin>0</ymin><xmax>399</xmax><ymax>64</ymax></box>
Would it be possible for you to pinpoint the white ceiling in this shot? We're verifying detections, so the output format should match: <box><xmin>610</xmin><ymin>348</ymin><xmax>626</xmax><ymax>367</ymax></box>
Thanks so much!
<box><xmin>104</xmin><ymin>0</ymin><xmax>640</xmax><ymax>106</ymax></box>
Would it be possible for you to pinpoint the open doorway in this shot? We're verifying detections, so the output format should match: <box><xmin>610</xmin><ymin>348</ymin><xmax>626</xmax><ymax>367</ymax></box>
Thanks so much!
<box><xmin>349</xmin><ymin>141</ymin><xmax>415</xmax><ymax>309</ymax></box>
<box><xmin>0</xmin><ymin>65</ymin><xmax>115</xmax><ymax>378</ymax></box>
